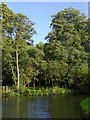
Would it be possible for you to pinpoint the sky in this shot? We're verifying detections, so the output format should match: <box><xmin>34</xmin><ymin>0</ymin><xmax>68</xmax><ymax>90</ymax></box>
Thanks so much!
<box><xmin>2</xmin><ymin>2</ymin><xmax>89</xmax><ymax>45</ymax></box>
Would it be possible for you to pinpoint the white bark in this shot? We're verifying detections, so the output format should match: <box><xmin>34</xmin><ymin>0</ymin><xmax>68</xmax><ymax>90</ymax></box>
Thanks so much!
<box><xmin>16</xmin><ymin>47</ymin><xmax>19</xmax><ymax>89</ymax></box>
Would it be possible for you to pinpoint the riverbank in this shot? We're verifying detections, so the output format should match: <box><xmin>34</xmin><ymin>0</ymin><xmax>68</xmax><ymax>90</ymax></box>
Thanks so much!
<box><xmin>80</xmin><ymin>97</ymin><xmax>90</xmax><ymax>119</ymax></box>
<box><xmin>1</xmin><ymin>87</ymin><xmax>74</xmax><ymax>97</ymax></box>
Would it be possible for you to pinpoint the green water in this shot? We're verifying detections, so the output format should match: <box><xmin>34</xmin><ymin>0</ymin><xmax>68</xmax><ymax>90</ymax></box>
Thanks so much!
<box><xmin>2</xmin><ymin>95</ymin><xmax>86</xmax><ymax>118</ymax></box>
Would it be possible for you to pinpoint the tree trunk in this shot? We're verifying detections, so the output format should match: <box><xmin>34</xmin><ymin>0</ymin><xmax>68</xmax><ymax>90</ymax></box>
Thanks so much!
<box><xmin>52</xmin><ymin>80</ymin><xmax>53</xmax><ymax>87</ymax></box>
<box><xmin>33</xmin><ymin>78</ymin><xmax>35</xmax><ymax>90</ymax></box>
<box><xmin>16</xmin><ymin>46</ymin><xmax>19</xmax><ymax>89</ymax></box>
<box><xmin>10</xmin><ymin>62</ymin><xmax>16</xmax><ymax>85</ymax></box>
<box><xmin>28</xmin><ymin>82</ymin><xmax>29</xmax><ymax>88</ymax></box>
<box><xmin>39</xmin><ymin>81</ymin><xmax>40</xmax><ymax>90</ymax></box>
<box><xmin>49</xmin><ymin>80</ymin><xmax>50</xmax><ymax>85</ymax></box>
<box><xmin>45</xmin><ymin>80</ymin><xmax>47</xmax><ymax>88</ymax></box>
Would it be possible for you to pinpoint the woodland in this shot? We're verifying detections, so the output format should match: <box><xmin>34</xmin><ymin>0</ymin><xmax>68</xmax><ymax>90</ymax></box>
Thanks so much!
<box><xmin>1</xmin><ymin>2</ymin><xmax>89</xmax><ymax>96</ymax></box>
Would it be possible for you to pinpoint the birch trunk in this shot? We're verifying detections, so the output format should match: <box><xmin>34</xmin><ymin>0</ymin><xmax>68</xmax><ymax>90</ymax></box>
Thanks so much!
<box><xmin>16</xmin><ymin>46</ymin><xmax>19</xmax><ymax>89</ymax></box>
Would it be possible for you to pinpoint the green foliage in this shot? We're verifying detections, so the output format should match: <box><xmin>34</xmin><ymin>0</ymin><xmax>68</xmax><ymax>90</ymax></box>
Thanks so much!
<box><xmin>2</xmin><ymin>3</ymin><xmax>88</xmax><ymax>95</ymax></box>
<box><xmin>80</xmin><ymin>97</ymin><xmax>90</xmax><ymax>114</ymax></box>
<box><xmin>2</xmin><ymin>2</ymin><xmax>36</xmax><ymax>89</ymax></box>
<box><xmin>48</xmin><ymin>88</ymin><xmax>53</xmax><ymax>95</ymax></box>
<box><xmin>45</xmin><ymin>7</ymin><xmax>88</xmax><ymax>89</ymax></box>
<box><xmin>54</xmin><ymin>87</ymin><xmax>65</xmax><ymax>95</ymax></box>
<box><xmin>2</xmin><ymin>87</ymin><xmax>73</xmax><ymax>96</ymax></box>
<box><xmin>36</xmin><ymin>42</ymin><xmax>44</xmax><ymax>51</ymax></box>
<box><xmin>0</xmin><ymin>92</ymin><xmax>2</xmax><ymax>97</ymax></box>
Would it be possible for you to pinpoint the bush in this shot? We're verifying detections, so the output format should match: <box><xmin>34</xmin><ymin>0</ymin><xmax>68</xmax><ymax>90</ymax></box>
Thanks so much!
<box><xmin>48</xmin><ymin>88</ymin><xmax>53</xmax><ymax>95</ymax></box>
<box><xmin>15</xmin><ymin>92</ymin><xmax>20</xmax><ymax>96</ymax></box>
<box><xmin>80</xmin><ymin>97</ymin><xmax>90</xmax><ymax>114</ymax></box>
<box><xmin>2</xmin><ymin>92</ymin><xmax>11</xmax><ymax>97</ymax></box>
<box><xmin>2</xmin><ymin>87</ymin><xmax>74</xmax><ymax>96</ymax></box>
<box><xmin>37</xmin><ymin>90</ymin><xmax>43</xmax><ymax>96</ymax></box>
<box><xmin>31</xmin><ymin>90</ymin><xmax>37</xmax><ymax>96</ymax></box>
<box><xmin>45</xmin><ymin>88</ymin><xmax>49</xmax><ymax>96</ymax></box>
<box><xmin>65</xmin><ymin>89</ymin><xmax>72</xmax><ymax>95</ymax></box>
<box><xmin>54</xmin><ymin>87</ymin><xmax>66</xmax><ymax>95</ymax></box>
<box><xmin>23</xmin><ymin>89</ymin><xmax>31</xmax><ymax>96</ymax></box>
<box><xmin>10</xmin><ymin>85</ymin><xmax>18</xmax><ymax>92</ymax></box>
<box><xmin>29</xmin><ymin>87</ymin><xmax>34</xmax><ymax>90</ymax></box>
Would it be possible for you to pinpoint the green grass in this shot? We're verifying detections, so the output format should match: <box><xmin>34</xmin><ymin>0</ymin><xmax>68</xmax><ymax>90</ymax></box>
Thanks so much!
<box><xmin>80</xmin><ymin>97</ymin><xmax>90</xmax><ymax>114</ymax></box>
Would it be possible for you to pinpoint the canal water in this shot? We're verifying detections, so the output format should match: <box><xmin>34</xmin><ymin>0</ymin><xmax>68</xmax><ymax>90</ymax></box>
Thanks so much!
<box><xmin>2</xmin><ymin>95</ymin><xmax>86</xmax><ymax>118</ymax></box>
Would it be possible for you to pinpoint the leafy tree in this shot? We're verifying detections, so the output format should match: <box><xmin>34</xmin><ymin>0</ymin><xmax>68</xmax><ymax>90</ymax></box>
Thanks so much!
<box><xmin>46</xmin><ymin>7</ymin><xmax>88</xmax><ymax>48</ymax></box>
<box><xmin>36</xmin><ymin>42</ymin><xmax>44</xmax><ymax>51</ymax></box>
<box><xmin>27</xmin><ymin>46</ymin><xmax>45</xmax><ymax>88</ymax></box>
<box><xmin>45</xmin><ymin>7</ymin><xmax>88</xmax><ymax>88</ymax></box>
<box><xmin>2</xmin><ymin>2</ymin><xmax>36</xmax><ymax>89</ymax></box>
<box><xmin>46</xmin><ymin>60</ymin><xmax>68</xmax><ymax>88</ymax></box>
<box><xmin>1</xmin><ymin>3</ymin><xmax>89</xmax><ymax>94</ymax></box>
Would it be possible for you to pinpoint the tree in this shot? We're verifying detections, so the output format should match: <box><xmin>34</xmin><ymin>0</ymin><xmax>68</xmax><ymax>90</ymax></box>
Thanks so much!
<box><xmin>13</xmin><ymin>13</ymin><xmax>36</xmax><ymax>89</ymax></box>
<box><xmin>27</xmin><ymin>46</ymin><xmax>45</xmax><ymax>88</ymax></box>
<box><xmin>2</xmin><ymin>2</ymin><xmax>17</xmax><ymax>86</ymax></box>
<box><xmin>45</xmin><ymin>7</ymin><xmax>88</xmax><ymax>88</ymax></box>
<box><xmin>2</xmin><ymin>2</ymin><xmax>36</xmax><ymax>89</ymax></box>
<box><xmin>46</xmin><ymin>60</ymin><xmax>68</xmax><ymax>88</ymax></box>
<box><xmin>36</xmin><ymin>42</ymin><xmax>44</xmax><ymax>51</ymax></box>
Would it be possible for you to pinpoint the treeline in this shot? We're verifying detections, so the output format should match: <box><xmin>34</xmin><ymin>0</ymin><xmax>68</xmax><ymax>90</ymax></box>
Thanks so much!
<box><xmin>1</xmin><ymin>3</ymin><xmax>89</xmax><ymax>93</ymax></box>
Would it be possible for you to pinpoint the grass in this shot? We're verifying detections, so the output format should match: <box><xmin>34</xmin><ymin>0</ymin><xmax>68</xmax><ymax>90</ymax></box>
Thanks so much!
<box><xmin>80</xmin><ymin>97</ymin><xmax>90</xmax><ymax>114</ymax></box>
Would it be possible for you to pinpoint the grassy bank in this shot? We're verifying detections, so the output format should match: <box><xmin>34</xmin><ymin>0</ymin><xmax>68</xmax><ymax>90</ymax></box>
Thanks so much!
<box><xmin>1</xmin><ymin>87</ymin><xmax>73</xmax><ymax>97</ymax></box>
<box><xmin>80</xmin><ymin>97</ymin><xmax>90</xmax><ymax>114</ymax></box>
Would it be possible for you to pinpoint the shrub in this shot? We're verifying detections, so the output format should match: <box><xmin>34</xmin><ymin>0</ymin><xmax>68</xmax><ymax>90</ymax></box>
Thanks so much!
<box><xmin>39</xmin><ymin>90</ymin><xmax>43</xmax><ymax>96</ymax></box>
<box><xmin>4</xmin><ymin>92</ymin><xmax>11</xmax><ymax>97</ymax></box>
<box><xmin>31</xmin><ymin>90</ymin><xmax>37</xmax><ymax>96</ymax></box>
<box><xmin>10</xmin><ymin>85</ymin><xmax>18</xmax><ymax>92</ymax></box>
<box><xmin>45</xmin><ymin>88</ymin><xmax>49</xmax><ymax>96</ymax></box>
<box><xmin>54</xmin><ymin>87</ymin><xmax>66</xmax><ymax>95</ymax></box>
<box><xmin>29</xmin><ymin>87</ymin><xmax>34</xmax><ymax>90</ymax></box>
<box><xmin>66</xmin><ymin>89</ymin><xmax>72</xmax><ymax>95</ymax></box>
<box><xmin>80</xmin><ymin>97</ymin><xmax>90</xmax><ymax>114</ymax></box>
<box><xmin>48</xmin><ymin>88</ymin><xmax>53</xmax><ymax>95</ymax></box>
<box><xmin>15</xmin><ymin>92</ymin><xmax>20</xmax><ymax>96</ymax></box>
<box><xmin>23</xmin><ymin>89</ymin><xmax>31</xmax><ymax>96</ymax></box>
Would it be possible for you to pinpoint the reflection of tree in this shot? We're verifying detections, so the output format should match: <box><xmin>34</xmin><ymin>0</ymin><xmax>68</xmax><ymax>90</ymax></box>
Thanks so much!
<box><xmin>15</xmin><ymin>96</ymin><xmax>29</xmax><ymax>118</ymax></box>
<box><xmin>16</xmin><ymin>97</ymin><xmax>20</xmax><ymax>118</ymax></box>
<box><xmin>0</xmin><ymin>97</ymin><xmax>2</xmax><ymax>119</ymax></box>
<box><xmin>2</xmin><ymin>96</ymin><xmax>87</xmax><ymax>118</ymax></box>
<box><xmin>51</xmin><ymin>96</ymin><xmax>84</xmax><ymax>118</ymax></box>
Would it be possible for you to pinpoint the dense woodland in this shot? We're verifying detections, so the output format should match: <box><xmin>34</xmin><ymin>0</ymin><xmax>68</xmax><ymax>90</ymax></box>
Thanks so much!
<box><xmin>1</xmin><ymin>2</ymin><xmax>89</xmax><ymax>94</ymax></box>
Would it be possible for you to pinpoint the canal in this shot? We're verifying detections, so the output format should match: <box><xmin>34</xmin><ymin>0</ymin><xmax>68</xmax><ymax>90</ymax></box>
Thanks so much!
<box><xmin>2</xmin><ymin>95</ymin><xmax>87</xmax><ymax>118</ymax></box>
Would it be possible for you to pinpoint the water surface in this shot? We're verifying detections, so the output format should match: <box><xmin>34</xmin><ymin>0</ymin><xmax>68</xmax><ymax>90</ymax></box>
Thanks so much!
<box><xmin>2</xmin><ymin>95</ymin><xmax>86</xmax><ymax>118</ymax></box>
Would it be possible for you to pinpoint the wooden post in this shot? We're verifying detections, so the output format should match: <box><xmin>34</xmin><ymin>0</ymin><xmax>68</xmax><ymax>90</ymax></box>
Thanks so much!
<box><xmin>6</xmin><ymin>86</ymin><xmax>8</xmax><ymax>92</ymax></box>
<box><xmin>0</xmin><ymin>86</ymin><xmax>2</xmax><ymax>92</ymax></box>
<box><xmin>3</xmin><ymin>86</ymin><xmax>5</xmax><ymax>92</ymax></box>
<box><xmin>53</xmin><ymin>88</ymin><xmax>55</xmax><ymax>93</ymax></box>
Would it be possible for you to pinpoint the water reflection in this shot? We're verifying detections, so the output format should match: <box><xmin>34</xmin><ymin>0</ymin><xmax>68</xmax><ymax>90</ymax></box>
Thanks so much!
<box><xmin>0</xmin><ymin>97</ymin><xmax>2</xmax><ymax>119</ymax></box>
<box><xmin>2</xmin><ymin>95</ymin><xmax>86</xmax><ymax>118</ymax></box>
<box><xmin>16</xmin><ymin>97</ymin><xmax>20</xmax><ymax>118</ymax></box>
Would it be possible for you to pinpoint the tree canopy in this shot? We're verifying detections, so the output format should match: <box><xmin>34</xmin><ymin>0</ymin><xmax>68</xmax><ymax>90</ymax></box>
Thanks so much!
<box><xmin>1</xmin><ymin>3</ymin><xmax>89</xmax><ymax>93</ymax></box>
